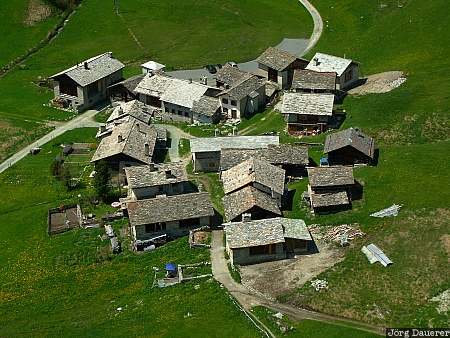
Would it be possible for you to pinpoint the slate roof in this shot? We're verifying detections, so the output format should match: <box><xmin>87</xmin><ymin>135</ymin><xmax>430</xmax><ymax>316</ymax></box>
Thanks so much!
<box><xmin>161</xmin><ymin>80</ymin><xmax>209</xmax><ymax>109</ymax></box>
<box><xmin>222</xmin><ymin>186</ymin><xmax>281</xmax><ymax>222</ymax></box>
<box><xmin>125</xmin><ymin>162</ymin><xmax>188</xmax><ymax>189</ymax></box>
<box><xmin>134</xmin><ymin>73</ymin><xmax>176</xmax><ymax>97</ymax></box>
<box><xmin>127</xmin><ymin>192</ymin><xmax>214</xmax><ymax>226</ymax></box>
<box><xmin>91</xmin><ymin>119</ymin><xmax>157</xmax><ymax>164</ymax></box>
<box><xmin>282</xmin><ymin>92</ymin><xmax>334</xmax><ymax>116</ymax></box>
<box><xmin>107</xmin><ymin>100</ymin><xmax>151</xmax><ymax>124</ymax></box>
<box><xmin>221</xmin><ymin>158</ymin><xmax>286</xmax><ymax>195</ymax></box>
<box><xmin>306</xmin><ymin>53</ymin><xmax>355</xmax><ymax>77</ymax></box>
<box><xmin>292</xmin><ymin>69</ymin><xmax>336</xmax><ymax>91</ymax></box>
<box><xmin>215</xmin><ymin>64</ymin><xmax>252</xmax><ymax>87</ymax></box>
<box><xmin>192</xmin><ymin>96</ymin><xmax>221</xmax><ymax>117</ymax></box>
<box><xmin>310</xmin><ymin>190</ymin><xmax>350</xmax><ymax>208</ymax></box>
<box><xmin>324</xmin><ymin>128</ymin><xmax>376</xmax><ymax>159</ymax></box>
<box><xmin>220</xmin><ymin>144</ymin><xmax>309</xmax><ymax>170</ymax></box>
<box><xmin>190</xmin><ymin>136</ymin><xmax>279</xmax><ymax>153</ymax></box>
<box><xmin>108</xmin><ymin>74</ymin><xmax>144</xmax><ymax>92</ymax></box>
<box><xmin>225</xmin><ymin>217</ymin><xmax>311</xmax><ymax>249</ymax></box>
<box><xmin>256</xmin><ymin>47</ymin><xmax>299</xmax><ymax>71</ymax></box>
<box><xmin>50</xmin><ymin>52</ymin><xmax>124</xmax><ymax>87</ymax></box>
<box><xmin>307</xmin><ymin>166</ymin><xmax>354</xmax><ymax>188</ymax></box>
<box><xmin>219</xmin><ymin>75</ymin><xmax>265</xmax><ymax>101</ymax></box>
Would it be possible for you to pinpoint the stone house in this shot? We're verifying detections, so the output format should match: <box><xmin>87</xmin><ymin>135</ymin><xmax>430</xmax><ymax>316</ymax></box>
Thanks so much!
<box><xmin>218</xmin><ymin>75</ymin><xmax>266</xmax><ymax>120</ymax></box>
<box><xmin>305</xmin><ymin>166</ymin><xmax>355</xmax><ymax>214</ymax></box>
<box><xmin>190</xmin><ymin>135</ymin><xmax>279</xmax><ymax>172</ymax></box>
<box><xmin>291</xmin><ymin>69</ymin><xmax>336</xmax><ymax>94</ymax></box>
<box><xmin>225</xmin><ymin>217</ymin><xmax>313</xmax><ymax>265</ymax></box>
<box><xmin>281</xmin><ymin>92</ymin><xmax>335</xmax><ymax>135</ymax></box>
<box><xmin>91</xmin><ymin>119</ymin><xmax>158</xmax><ymax>171</ymax></box>
<box><xmin>221</xmin><ymin>158</ymin><xmax>286</xmax><ymax>205</ymax></box>
<box><xmin>50</xmin><ymin>52</ymin><xmax>124</xmax><ymax>112</ymax></box>
<box><xmin>306</xmin><ymin>53</ymin><xmax>360</xmax><ymax>90</ymax></box>
<box><xmin>191</xmin><ymin>96</ymin><xmax>222</xmax><ymax>124</ymax></box>
<box><xmin>222</xmin><ymin>186</ymin><xmax>281</xmax><ymax>222</ymax></box>
<box><xmin>126</xmin><ymin>192</ymin><xmax>215</xmax><ymax>243</ymax></box>
<box><xmin>256</xmin><ymin>47</ymin><xmax>308</xmax><ymax>89</ymax></box>
<box><xmin>324</xmin><ymin>128</ymin><xmax>376</xmax><ymax>165</ymax></box>
<box><xmin>214</xmin><ymin>64</ymin><xmax>252</xmax><ymax>89</ymax></box>
<box><xmin>124</xmin><ymin>162</ymin><xmax>190</xmax><ymax>200</ymax></box>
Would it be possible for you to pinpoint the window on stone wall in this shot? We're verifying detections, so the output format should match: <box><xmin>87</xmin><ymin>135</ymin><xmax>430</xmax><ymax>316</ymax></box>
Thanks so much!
<box><xmin>222</xmin><ymin>98</ymin><xmax>228</xmax><ymax>104</ymax></box>
<box><xmin>230</xmin><ymin>100</ymin><xmax>237</xmax><ymax>106</ymax></box>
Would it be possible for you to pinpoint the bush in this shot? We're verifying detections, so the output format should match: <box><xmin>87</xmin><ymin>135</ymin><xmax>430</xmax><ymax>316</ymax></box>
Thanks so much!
<box><xmin>46</xmin><ymin>0</ymin><xmax>80</xmax><ymax>11</ymax></box>
<box><xmin>93</xmin><ymin>160</ymin><xmax>111</xmax><ymax>201</ymax></box>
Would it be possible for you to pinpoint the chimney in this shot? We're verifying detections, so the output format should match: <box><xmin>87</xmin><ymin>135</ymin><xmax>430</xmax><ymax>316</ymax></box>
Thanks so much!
<box><xmin>118</xmin><ymin>134</ymin><xmax>123</xmax><ymax>143</ymax></box>
<box><xmin>314</xmin><ymin>57</ymin><xmax>320</xmax><ymax>66</ymax></box>
<box><xmin>242</xmin><ymin>213</ymin><xmax>251</xmax><ymax>222</ymax></box>
<box><xmin>84</xmin><ymin>62</ymin><xmax>89</xmax><ymax>70</ymax></box>
<box><xmin>144</xmin><ymin>143</ymin><xmax>150</xmax><ymax>155</ymax></box>
<box><xmin>148</xmin><ymin>163</ymin><xmax>155</xmax><ymax>171</ymax></box>
<box><xmin>136</xmin><ymin>123</ymin><xmax>140</xmax><ymax>132</ymax></box>
<box><xmin>188</xmin><ymin>78</ymin><xmax>193</xmax><ymax>84</ymax></box>
<box><xmin>100</xmin><ymin>125</ymin><xmax>106</xmax><ymax>133</ymax></box>
<box><xmin>200</xmin><ymin>76</ymin><xmax>207</xmax><ymax>85</ymax></box>
<box><xmin>248</xmin><ymin>166</ymin><xmax>254</xmax><ymax>175</ymax></box>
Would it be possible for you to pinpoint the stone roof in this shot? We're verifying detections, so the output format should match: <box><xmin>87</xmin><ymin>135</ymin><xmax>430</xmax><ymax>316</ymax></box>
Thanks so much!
<box><xmin>192</xmin><ymin>96</ymin><xmax>221</xmax><ymax>117</ymax></box>
<box><xmin>310</xmin><ymin>190</ymin><xmax>350</xmax><ymax>208</ymax></box>
<box><xmin>292</xmin><ymin>69</ymin><xmax>336</xmax><ymax>91</ymax></box>
<box><xmin>219</xmin><ymin>75</ymin><xmax>265</xmax><ymax>101</ymax></box>
<box><xmin>50</xmin><ymin>52</ymin><xmax>124</xmax><ymax>87</ymax></box>
<box><xmin>127</xmin><ymin>192</ymin><xmax>214</xmax><ymax>226</ymax></box>
<box><xmin>307</xmin><ymin>166</ymin><xmax>354</xmax><ymax>188</ymax></box>
<box><xmin>107</xmin><ymin>100</ymin><xmax>151</xmax><ymax>124</ymax></box>
<box><xmin>91</xmin><ymin>119</ymin><xmax>157</xmax><ymax>164</ymax></box>
<box><xmin>220</xmin><ymin>144</ymin><xmax>309</xmax><ymax>170</ymax></box>
<box><xmin>214</xmin><ymin>64</ymin><xmax>252</xmax><ymax>87</ymax></box>
<box><xmin>108</xmin><ymin>74</ymin><xmax>144</xmax><ymax>92</ymax></box>
<box><xmin>134</xmin><ymin>73</ymin><xmax>176</xmax><ymax>97</ymax></box>
<box><xmin>221</xmin><ymin>158</ymin><xmax>286</xmax><ymax>195</ymax></box>
<box><xmin>161</xmin><ymin>80</ymin><xmax>210</xmax><ymax>109</ymax></box>
<box><xmin>306</xmin><ymin>52</ymin><xmax>355</xmax><ymax>77</ymax></box>
<box><xmin>124</xmin><ymin>162</ymin><xmax>188</xmax><ymax>189</ymax></box>
<box><xmin>256</xmin><ymin>47</ymin><xmax>299</xmax><ymax>72</ymax></box>
<box><xmin>324</xmin><ymin>128</ymin><xmax>376</xmax><ymax>159</ymax></box>
<box><xmin>222</xmin><ymin>186</ymin><xmax>281</xmax><ymax>222</ymax></box>
<box><xmin>225</xmin><ymin>217</ymin><xmax>311</xmax><ymax>249</ymax></box>
<box><xmin>141</xmin><ymin>60</ymin><xmax>165</xmax><ymax>71</ymax></box>
<box><xmin>190</xmin><ymin>136</ymin><xmax>279</xmax><ymax>153</ymax></box>
<box><xmin>282</xmin><ymin>92</ymin><xmax>334</xmax><ymax>116</ymax></box>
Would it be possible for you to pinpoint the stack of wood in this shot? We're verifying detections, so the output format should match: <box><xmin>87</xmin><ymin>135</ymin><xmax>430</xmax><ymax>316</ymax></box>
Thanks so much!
<box><xmin>321</xmin><ymin>224</ymin><xmax>366</xmax><ymax>243</ymax></box>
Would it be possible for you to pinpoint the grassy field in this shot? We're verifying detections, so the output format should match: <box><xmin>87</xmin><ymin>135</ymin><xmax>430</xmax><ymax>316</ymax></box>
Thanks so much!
<box><xmin>0</xmin><ymin>0</ymin><xmax>312</xmax><ymax>161</ymax></box>
<box><xmin>251</xmin><ymin>306</ymin><xmax>381</xmax><ymax>337</ymax></box>
<box><xmin>0</xmin><ymin>128</ymin><xmax>260</xmax><ymax>337</ymax></box>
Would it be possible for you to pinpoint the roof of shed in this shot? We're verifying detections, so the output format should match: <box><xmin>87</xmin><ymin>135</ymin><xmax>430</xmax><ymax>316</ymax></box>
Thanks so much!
<box><xmin>306</xmin><ymin>52</ymin><xmax>355</xmax><ymax>77</ymax></box>
<box><xmin>127</xmin><ymin>192</ymin><xmax>214</xmax><ymax>226</ymax></box>
<box><xmin>292</xmin><ymin>69</ymin><xmax>336</xmax><ymax>91</ymax></box>
<box><xmin>91</xmin><ymin>119</ymin><xmax>157</xmax><ymax>164</ymax></box>
<box><xmin>222</xmin><ymin>186</ymin><xmax>281</xmax><ymax>222</ymax></box>
<box><xmin>50</xmin><ymin>52</ymin><xmax>124</xmax><ymax>87</ymax></box>
<box><xmin>225</xmin><ymin>217</ymin><xmax>311</xmax><ymax>249</ymax></box>
<box><xmin>310</xmin><ymin>190</ymin><xmax>350</xmax><ymax>208</ymax></box>
<box><xmin>307</xmin><ymin>166</ymin><xmax>354</xmax><ymax>188</ymax></box>
<box><xmin>192</xmin><ymin>96</ymin><xmax>221</xmax><ymax>117</ymax></box>
<box><xmin>219</xmin><ymin>75</ymin><xmax>265</xmax><ymax>101</ymax></box>
<box><xmin>282</xmin><ymin>92</ymin><xmax>334</xmax><ymax>116</ymax></box>
<box><xmin>190</xmin><ymin>136</ymin><xmax>279</xmax><ymax>153</ymax></box>
<box><xmin>324</xmin><ymin>128</ymin><xmax>376</xmax><ymax>159</ymax></box>
<box><xmin>214</xmin><ymin>64</ymin><xmax>252</xmax><ymax>87</ymax></box>
<box><xmin>221</xmin><ymin>158</ymin><xmax>285</xmax><ymax>195</ymax></box>
<box><xmin>220</xmin><ymin>144</ymin><xmax>309</xmax><ymax>171</ymax></box>
<box><xmin>256</xmin><ymin>47</ymin><xmax>299</xmax><ymax>71</ymax></box>
<box><xmin>141</xmin><ymin>60</ymin><xmax>165</xmax><ymax>70</ymax></box>
<box><xmin>124</xmin><ymin>162</ymin><xmax>188</xmax><ymax>189</ymax></box>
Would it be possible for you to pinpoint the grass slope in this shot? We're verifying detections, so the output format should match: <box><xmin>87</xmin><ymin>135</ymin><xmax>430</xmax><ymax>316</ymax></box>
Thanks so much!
<box><xmin>0</xmin><ymin>128</ymin><xmax>260</xmax><ymax>337</ymax></box>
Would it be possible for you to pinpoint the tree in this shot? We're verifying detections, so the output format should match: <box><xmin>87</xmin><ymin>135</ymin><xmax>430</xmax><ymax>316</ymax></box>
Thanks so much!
<box><xmin>93</xmin><ymin>160</ymin><xmax>110</xmax><ymax>201</ymax></box>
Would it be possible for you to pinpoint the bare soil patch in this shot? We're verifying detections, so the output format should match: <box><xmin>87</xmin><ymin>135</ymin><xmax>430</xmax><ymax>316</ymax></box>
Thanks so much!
<box><xmin>24</xmin><ymin>0</ymin><xmax>53</xmax><ymax>26</ymax></box>
<box><xmin>240</xmin><ymin>239</ymin><xmax>345</xmax><ymax>299</ymax></box>
<box><xmin>440</xmin><ymin>234</ymin><xmax>450</xmax><ymax>262</ymax></box>
<box><xmin>349</xmin><ymin>71</ymin><xmax>406</xmax><ymax>95</ymax></box>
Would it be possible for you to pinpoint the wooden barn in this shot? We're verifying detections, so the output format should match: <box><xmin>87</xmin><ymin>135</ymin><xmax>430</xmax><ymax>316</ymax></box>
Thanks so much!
<box><xmin>256</xmin><ymin>47</ymin><xmax>308</xmax><ymax>89</ymax></box>
<box><xmin>324</xmin><ymin>128</ymin><xmax>376</xmax><ymax>165</ymax></box>
<box><xmin>281</xmin><ymin>92</ymin><xmax>335</xmax><ymax>135</ymax></box>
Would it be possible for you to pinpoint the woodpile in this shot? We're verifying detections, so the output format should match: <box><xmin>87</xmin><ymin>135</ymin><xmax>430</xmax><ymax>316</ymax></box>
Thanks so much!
<box><xmin>309</xmin><ymin>224</ymin><xmax>365</xmax><ymax>243</ymax></box>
